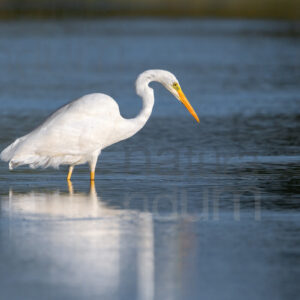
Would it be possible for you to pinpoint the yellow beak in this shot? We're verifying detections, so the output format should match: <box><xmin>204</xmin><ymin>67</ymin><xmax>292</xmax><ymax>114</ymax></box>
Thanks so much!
<box><xmin>178</xmin><ymin>89</ymin><xmax>200</xmax><ymax>123</ymax></box>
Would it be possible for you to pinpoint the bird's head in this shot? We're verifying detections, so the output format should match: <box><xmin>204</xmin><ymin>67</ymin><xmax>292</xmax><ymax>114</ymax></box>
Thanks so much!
<box><xmin>155</xmin><ymin>70</ymin><xmax>200</xmax><ymax>123</ymax></box>
<box><xmin>136</xmin><ymin>69</ymin><xmax>200</xmax><ymax>123</ymax></box>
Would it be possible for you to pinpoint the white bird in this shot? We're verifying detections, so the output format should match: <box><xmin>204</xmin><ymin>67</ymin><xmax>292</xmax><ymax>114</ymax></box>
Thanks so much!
<box><xmin>0</xmin><ymin>70</ymin><xmax>199</xmax><ymax>181</ymax></box>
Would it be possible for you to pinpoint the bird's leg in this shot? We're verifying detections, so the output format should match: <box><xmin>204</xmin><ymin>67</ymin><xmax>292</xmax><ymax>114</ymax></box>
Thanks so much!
<box><xmin>90</xmin><ymin>170</ymin><xmax>95</xmax><ymax>181</ymax></box>
<box><xmin>89</xmin><ymin>152</ymin><xmax>100</xmax><ymax>181</ymax></box>
<box><xmin>67</xmin><ymin>165</ymin><xmax>74</xmax><ymax>181</ymax></box>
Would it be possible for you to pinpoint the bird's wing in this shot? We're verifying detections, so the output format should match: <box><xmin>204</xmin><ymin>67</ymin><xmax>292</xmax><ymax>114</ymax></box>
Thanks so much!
<box><xmin>12</xmin><ymin>94</ymin><xmax>121</xmax><ymax>158</ymax></box>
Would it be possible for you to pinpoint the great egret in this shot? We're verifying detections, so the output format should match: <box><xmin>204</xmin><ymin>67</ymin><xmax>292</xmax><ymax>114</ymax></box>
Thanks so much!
<box><xmin>1</xmin><ymin>70</ymin><xmax>199</xmax><ymax>181</ymax></box>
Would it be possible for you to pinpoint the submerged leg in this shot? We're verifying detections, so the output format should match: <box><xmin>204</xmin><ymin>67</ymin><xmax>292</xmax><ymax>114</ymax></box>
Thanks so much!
<box><xmin>67</xmin><ymin>165</ymin><xmax>74</xmax><ymax>181</ymax></box>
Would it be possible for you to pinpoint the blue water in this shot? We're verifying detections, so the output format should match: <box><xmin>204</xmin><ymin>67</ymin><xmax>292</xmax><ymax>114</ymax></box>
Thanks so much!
<box><xmin>0</xmin><ymin>19</ymin><xmax>299</xmax><ymax>300</ymax></box>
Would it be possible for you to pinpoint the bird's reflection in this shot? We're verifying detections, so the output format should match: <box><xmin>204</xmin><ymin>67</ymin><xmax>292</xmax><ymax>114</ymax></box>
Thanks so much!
<box><xmin>6</xmin><ymin>181</ymin><xmax>123</xmax><ymax>219</ymax></box>
<box><xmin>1</xmin><ymin>182</ymin><xmax>156</xmax><ymax>300</ymax></box>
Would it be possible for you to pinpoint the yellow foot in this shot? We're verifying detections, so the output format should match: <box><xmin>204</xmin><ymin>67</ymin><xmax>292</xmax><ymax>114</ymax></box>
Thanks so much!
<box><xmin>90</xmin><ymin>171</ymin><xmax>95</xmax><ymax>181</ymax></box>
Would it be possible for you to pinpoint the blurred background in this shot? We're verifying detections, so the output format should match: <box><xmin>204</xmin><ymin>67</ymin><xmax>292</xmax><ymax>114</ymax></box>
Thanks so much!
<box><xmin>0</xmin><ymin>0</ymin><xmax>299</xmax><ymax>19</ymax></box>
<box><xmin>0</xmin><ymin>1</ymin><xmax>299</xmax><ymax>300</ymax></box>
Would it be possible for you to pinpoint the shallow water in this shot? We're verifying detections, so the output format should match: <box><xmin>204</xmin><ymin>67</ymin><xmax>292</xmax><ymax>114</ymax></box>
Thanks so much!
<box><xmin>0</xmin><ymin>19</ymin><xmax>300</xmax><ymax>300</ymax></box>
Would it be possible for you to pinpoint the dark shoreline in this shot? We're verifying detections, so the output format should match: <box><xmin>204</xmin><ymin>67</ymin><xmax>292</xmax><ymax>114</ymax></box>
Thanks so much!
<box><xmin>0</xmin><ymin>2</ymin><xmax>299</xmax><ymax>20</ymax></box>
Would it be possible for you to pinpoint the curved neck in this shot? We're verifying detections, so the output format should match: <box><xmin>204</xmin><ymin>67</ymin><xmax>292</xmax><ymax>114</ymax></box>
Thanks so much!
<box><xmin>128</xmin><ymin>71</ymin><xmax>158</xmax><ymax>135</ymax></box>
<box><xmin>134</xmin><ymin>88</ymin><xmax>154</xmax><ymax>132</ymax></box>
<box><xmin>116</xmin><ymin>70</ymin><xmax>172</xmax><ymax>143</ymax></box>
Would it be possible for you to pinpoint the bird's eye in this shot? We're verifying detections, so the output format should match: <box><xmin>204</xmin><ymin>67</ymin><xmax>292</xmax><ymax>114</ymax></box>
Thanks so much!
<box><xmin>172</xmin><ymin>82</ymin><xmax>179</xmax><ymax>90</ymax></box>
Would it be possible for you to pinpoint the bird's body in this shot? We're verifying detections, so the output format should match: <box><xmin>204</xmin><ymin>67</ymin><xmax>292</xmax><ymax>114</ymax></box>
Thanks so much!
<box><xmin>1</xmin><ymin>70</ymin><xmax>199</xmax><ymax>180</ymax></box>
<box><xmin>2</xmin><ymin>94</ymin><xmax>121</xmax><ymax>169</ymax></box>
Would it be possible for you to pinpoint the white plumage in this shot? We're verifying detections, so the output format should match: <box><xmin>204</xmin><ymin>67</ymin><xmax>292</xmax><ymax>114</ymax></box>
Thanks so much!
<box><xmin>0</xmin><ymin>70</ymin><xmax>199</xmax><ymax>180</ymax></box>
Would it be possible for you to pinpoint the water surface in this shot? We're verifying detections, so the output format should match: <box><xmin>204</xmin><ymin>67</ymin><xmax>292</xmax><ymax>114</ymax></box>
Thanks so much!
<box><xmin>0</xmin><ymin>19</ymin><xmax>299</xmax><ymax>300</ymax></box>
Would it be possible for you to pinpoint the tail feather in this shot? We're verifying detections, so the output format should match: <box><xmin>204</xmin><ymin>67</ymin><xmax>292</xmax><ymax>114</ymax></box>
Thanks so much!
<box><xmin>0</xmin><ymin>137</ymin><xmax>26</xmax><ymax>162</ymax></box>
<box><xmin>1</xmin><ymin>138</ymin><xmax>82</xmax><ymax>170</ymax></box>
<box><xmin>8</xmin><ymin>155</ymin><xmax>58</xmax><ymax>170</ymax></box>
<box><xmin>7</xmin><ymin>154</ymin><xmax>82</xmax><ymax>170</ymax></box>
<box><xmin>9</xmin><ymin>156</ymin><xmax>49</xmax><ymax>169</ymax></box>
